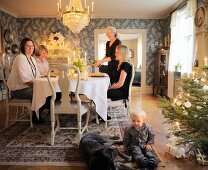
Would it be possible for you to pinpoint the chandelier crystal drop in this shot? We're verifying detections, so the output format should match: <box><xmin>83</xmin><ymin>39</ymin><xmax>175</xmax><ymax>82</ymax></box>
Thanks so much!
<box><xmin>57</xmin><ymin>0</ymin><xmax>94</xmax><ymax>34</ymax></box>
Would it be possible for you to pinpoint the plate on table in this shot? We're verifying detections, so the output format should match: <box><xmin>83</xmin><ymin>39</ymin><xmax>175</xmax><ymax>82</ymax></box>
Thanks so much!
<box><xmin>88</xmin><ymin>72</ymin><xmax>107</xmax><ymax>77</ymax></box>
<box><xmin>40</xmin><ymin>75</ymin><xmax>57</xmax><ymax>78</ymax></box>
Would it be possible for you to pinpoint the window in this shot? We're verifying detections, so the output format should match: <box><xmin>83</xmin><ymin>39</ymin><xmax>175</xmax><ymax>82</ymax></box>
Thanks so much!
<box><xmin>168</xmin><ymin>2</ymin><xmax>196</xmax><ymax>98</ymax></box>
<box><xmin>169</xmin><ymin>7</ymin><xmax>195</xmax><ymax>74</ymax></box>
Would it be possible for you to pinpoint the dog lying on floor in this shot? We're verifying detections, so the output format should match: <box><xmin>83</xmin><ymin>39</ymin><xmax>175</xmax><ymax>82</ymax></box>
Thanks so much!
<box><xmin>79</xmin><ymin>133</ymin><xmax>132</xmax><ymax>170</ymax></box>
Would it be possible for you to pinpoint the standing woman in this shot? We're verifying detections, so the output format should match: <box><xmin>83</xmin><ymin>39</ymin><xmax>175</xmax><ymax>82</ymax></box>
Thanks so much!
<box><xmin>107</xmin><ymin>44</ymin><xmax>132</xmax><ymax>101</ymax></box>
<box><xmin>93</xmin><ymin>26</ymin><xmax>121</xmax><ymax>84</ymax></box>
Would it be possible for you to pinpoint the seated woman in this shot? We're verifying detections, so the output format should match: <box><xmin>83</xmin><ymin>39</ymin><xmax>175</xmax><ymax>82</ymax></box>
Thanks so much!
<box><xmin>107</xmin><ymin>44</ymin><xmax>132</xmax><ymax>101</ymax></box>
<box><xmin>35</xmin><ymin>45</ymin><xmax>49</xmax><ymax>76</ymax></box>
<box><xmin>7</xmin><ymin>38</ymin><xmax>48</xmax><ymax>124</ymax></box>
<box><xmin>35</xmin><ymin>44</ymin><xmax>62</xmax><ymax>102</ymax></box>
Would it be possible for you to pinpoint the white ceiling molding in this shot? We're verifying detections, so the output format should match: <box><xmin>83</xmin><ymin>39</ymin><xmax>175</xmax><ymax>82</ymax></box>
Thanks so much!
<box><xmin>0</xmin><ymin>4</ymin><xmax>17</xmax><ymax>17</ymax></box>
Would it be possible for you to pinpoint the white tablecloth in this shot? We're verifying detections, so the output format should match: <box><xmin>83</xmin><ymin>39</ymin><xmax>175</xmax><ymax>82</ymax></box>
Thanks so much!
<box><xmin>32</xmin><ymin>76</ymin><xmax>110</xmax><ymax>121</ymax></box>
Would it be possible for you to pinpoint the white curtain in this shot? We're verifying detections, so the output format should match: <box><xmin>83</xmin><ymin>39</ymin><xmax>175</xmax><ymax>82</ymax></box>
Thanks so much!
<box><xmin>167</xmin><ymin>0</ymin><xmax>196</xmax><ymax>98</ymax></box>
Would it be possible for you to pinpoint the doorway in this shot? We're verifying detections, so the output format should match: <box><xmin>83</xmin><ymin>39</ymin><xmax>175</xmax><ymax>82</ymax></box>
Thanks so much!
<box><xmin>94</xmin><ymin>29</ymin><xmax>147</xmax><ymax>94</ymax></box>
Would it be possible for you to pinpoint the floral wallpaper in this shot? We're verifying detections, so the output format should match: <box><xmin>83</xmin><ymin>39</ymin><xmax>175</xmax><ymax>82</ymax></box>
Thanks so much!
<box><xmin>0</xmin><ymin>11</ymin><xmax>19</xmax><ymax>59</ymax></box>
<box><xmin>0</xmin><ymin>10</ymin><xmax>170</xmax><ymax>86</ymax></box>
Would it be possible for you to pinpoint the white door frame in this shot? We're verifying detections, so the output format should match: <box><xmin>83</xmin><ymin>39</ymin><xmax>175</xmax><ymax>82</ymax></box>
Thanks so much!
<box><xmin>94</xmin><ymin>29</ymin><xmax>147</xmax><ymax>94</ymax></box>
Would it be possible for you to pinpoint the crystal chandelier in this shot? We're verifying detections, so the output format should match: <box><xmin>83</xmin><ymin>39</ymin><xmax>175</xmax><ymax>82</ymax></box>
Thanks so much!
<box><xmin>57</xmin><ymin>0</ymin><xmax>94</xmax><ymax>34</ymax></box>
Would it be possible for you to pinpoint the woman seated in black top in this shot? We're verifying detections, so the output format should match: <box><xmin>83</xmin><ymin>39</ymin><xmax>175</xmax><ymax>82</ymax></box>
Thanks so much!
<box><xmin>107</xmin><ymin>44</ymin><xmax>132</xmax><ymax>101</ymax></box>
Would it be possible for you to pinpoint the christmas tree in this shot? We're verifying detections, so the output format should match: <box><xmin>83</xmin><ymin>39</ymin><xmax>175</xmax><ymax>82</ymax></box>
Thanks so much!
<box><xmin>158</xmin><ymin>66</ymin><xmax>208</xmax><ymax>154</ymax></box>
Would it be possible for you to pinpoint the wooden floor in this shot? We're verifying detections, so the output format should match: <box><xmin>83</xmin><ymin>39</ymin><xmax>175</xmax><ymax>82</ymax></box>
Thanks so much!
<box><xmin>0</xmin><ymin>87</ymin><xmax>207</xmax><ymax>170</ymax></box>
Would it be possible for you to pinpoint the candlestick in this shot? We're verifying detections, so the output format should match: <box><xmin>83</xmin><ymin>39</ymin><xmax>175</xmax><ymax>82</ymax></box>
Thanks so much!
<box><xmin>204</xmin><ymin>57</ymin><xmax>207</xmax><ymax>66</ymax></box>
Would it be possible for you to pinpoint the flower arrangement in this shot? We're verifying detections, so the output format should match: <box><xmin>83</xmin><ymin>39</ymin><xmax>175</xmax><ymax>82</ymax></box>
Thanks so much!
<box><xmin>72</xmin><ymin>57</ymin><xmax>87</xmax><ymax>72</ymax></box>
<box><xmin>71</xmin><ymin>49</ymin><xmax>87</xmax><ymax>72</ymax></box>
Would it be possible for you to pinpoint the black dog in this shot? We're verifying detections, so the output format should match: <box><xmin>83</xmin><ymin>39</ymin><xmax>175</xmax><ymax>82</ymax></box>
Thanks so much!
<box><xmin>79</xmin><ymin>133</ymin><xmax>132</xmax><ymax>170</ymax></box>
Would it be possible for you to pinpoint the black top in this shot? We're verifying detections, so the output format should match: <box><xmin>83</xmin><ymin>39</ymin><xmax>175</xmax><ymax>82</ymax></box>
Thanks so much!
<box><xmin>105</xmin><ymin>39</ymin><xmax>121</xmax><ymax>72</ymax></box>
<box><xmin>115</xmin><ymin>62</ymin><xmax>132</xmax><ymax>99</ymax></box>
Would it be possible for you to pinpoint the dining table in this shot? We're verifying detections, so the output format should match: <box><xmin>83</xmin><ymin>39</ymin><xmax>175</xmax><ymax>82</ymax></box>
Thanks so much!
<box><xmin>31</xmin><ymin>74</ymin><xmax>110</xmax><ymax>121</ymax></box>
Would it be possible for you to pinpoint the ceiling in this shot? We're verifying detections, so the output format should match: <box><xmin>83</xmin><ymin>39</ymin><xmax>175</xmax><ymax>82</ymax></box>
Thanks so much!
<box><xmin>0</xmin><ymin>0</ymin><xmax>185</xmax><ymax>19</ymax></box>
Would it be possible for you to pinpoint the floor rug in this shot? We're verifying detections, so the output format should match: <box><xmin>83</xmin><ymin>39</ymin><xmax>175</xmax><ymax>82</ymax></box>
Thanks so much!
<box><xmin>0</xmin><ymin>106</ymin><xmax>165</xmax><ymax>168</ymax></box>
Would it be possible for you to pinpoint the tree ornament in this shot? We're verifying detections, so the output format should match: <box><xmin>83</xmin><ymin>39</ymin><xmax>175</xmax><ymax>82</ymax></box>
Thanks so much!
<box><xmin>183</xmin><ymin>111</ymin><xmax>188</xmax><ymax>115</ymax></box>
<box><xmin>176</xmin><ymin>94</ymin><xmax>182</xmax><ymax>100</ymax></box>
<box><xmin>176</xmin><ymin>100</ymin><xmax>182</xmax><ymax>106</ymax></box>
<box><xmin>201</xmin><ymin>77</ymin><xmax>206</xmax><ymax>82</ymax></box>
<box><xmin>184</xmin><ymin>101</ymin><xmax>191</xmax><ymax>108</ymax></box>
<box><xmin>194</xmin><ymin>79</ymin><xmax>199</xmax><ymax>83</ymax></box>
<box><xmin>202</xmin><ymin>85</ymin><xmax>208</xmax><ymax>91</ymax></box>
<box><xmin>197</xmin><ymin>106</ymin><xmax>202</xmax><ymax>110</ymax></box>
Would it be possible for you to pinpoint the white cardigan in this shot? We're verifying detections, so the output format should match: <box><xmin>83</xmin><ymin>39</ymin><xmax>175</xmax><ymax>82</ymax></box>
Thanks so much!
<box><xmin>7</xmin><ymin>53</ymin><xmax>40</xmax><ymax>91</ymax></box>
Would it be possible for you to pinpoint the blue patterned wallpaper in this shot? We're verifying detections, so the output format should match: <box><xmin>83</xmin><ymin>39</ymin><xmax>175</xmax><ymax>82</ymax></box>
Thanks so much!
<box><xmin>0</xmin><ymin>10</ymin><xmax>168</xmax><ymax>86</ymax></box>
<box><xmin>16</xmin><ymin>17</ymin><xmax>166</xmax><ymax>85</ymax></box>
<box><xmin>0</xmin><ymin>11</ymin><xmax>19</xmax><ymax>54</ymax></box>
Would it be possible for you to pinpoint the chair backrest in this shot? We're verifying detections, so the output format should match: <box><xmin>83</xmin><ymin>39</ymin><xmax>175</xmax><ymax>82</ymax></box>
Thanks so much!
<box><xmin>128</xmin><ymin>63</ymin><xmax>135</xmax><ymax>109</ymax></box>
<box><xmin>0</xmin><ymin>67</ymin><xmax>10</xmax><ymax>103</ymax></box>
<box><xmin>47</xmin><ymin>64</ymin><xmax>81</xmax><ymax>114</ymax></box>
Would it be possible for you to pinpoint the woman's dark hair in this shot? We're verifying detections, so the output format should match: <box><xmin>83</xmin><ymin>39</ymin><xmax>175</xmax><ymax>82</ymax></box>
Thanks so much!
<box><xmin>19</xmin><ymin>38</ymin><xmax>35</xmax><ymax>55</ymax></box>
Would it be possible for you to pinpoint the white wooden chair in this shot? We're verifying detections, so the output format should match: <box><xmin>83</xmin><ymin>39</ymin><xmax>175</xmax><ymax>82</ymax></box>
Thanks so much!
<box><xmin>0</xmin><ymin>68</ymin><xmax>33</xmax><ymax>127</ymax></box>
<box><xmin>105</xmin><ymin>64</ymin><xmax>135</xmax><ymax>128</ymax></box>
<box><xmin>47</xmin><ymin>64</ymin><xmax>90</xmax><ymax>145</ymax></box>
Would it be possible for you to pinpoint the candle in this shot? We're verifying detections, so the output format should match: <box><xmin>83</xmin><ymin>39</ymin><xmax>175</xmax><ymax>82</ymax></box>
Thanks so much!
<box><xmin>204</xmin><ymin>57</ymin><xmax>207</xmax><ymax>66</ymax></box>
<box><xmin>92</xmin><ymin>2</ymin><xmax>94</xmax><ymax>12</ymax></box>
<box><xmin>173</xmin><ymin>98</ymin><xmax>177</xmax><ymax>106</ymax></box>
<box><xmin>164</xmin><ymin>36</ymin><xmax>167</xmax><ymax>47</ymax></box>
<box><xmin>167</xmin><ymin>34</ymin><xmax>170</xmax><ymax>47</ymax></box>
<box><xmin>73</xmin><ymin>51</ymin><xmax>76</xmax><ymax>57</ymax></box>
<box><xmin>2</xmin><ymin>53</ymin><xmax>5</xmax><ymax>66</ymax></box>
<box><xmin>8</xmin><ymin>56</ymin><xmax>11</xmax><ymax>66</ymax></box>
<box><xmin>87</xmin><ymin>5</ymin><xmax>90</xmax><ymax>15</ymax></box>
<box><xmin>175</xmin><ymin>122</ymin><xmax>181</xmax><ymax>131</ymax></box>
<box><xmin>187</xmin><ymin>73</ymin><xmax>189</xmax><ymax>79</ymax></box>
<box><xmin>59</xmin><ymin>0</ymin><xmax>61</xmax><ymax>8</ymax></box>
<box><xmin>84</xmin><ymin>52</ymin><xmax>87</xmax><ymax>60</ymax></box>
<box><xmin>67</xmin><ymin>56</ymin><xmax>70</xmax><ymax>64</ymax></box>
<box><xmin>192</xmin><ymin>71</ymin><xmax>195</xmax><ymax>80</ymax></box>
<box><xmin>66</xmin><ymin>5</ymin><xmax>69</xmax><ymax>11</ymax></box>
<box><xmin>57</xmin><ymin>2</ymin><xmax>59</xmax><ymax>11</ymax></box>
